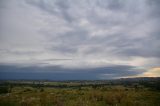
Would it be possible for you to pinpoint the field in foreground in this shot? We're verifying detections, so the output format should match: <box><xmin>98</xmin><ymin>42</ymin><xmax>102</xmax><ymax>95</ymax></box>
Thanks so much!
<box><xmin>0</xmin><ymin>77</ymin><xmax>160</xmax><ymax>106</ymax></box>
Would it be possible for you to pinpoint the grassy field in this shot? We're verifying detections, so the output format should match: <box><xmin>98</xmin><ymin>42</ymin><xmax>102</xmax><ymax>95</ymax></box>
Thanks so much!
<box><xmin>0</xmin><ymin>79</ymin><xmax>160</xmax><ymax>106</ymax></box>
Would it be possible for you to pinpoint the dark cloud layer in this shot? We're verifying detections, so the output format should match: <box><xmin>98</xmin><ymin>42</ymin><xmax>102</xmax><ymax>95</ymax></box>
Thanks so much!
<box><xmin>0</xmin><ymin>64</ymin><xmax>142</xmax><ymax>80</ymax></box>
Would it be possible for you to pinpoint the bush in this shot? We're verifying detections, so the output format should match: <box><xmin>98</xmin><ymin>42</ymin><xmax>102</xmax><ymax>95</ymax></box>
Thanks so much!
<box><xmin>23</xmin><ymin>88</ymin><xmax>32</xmax><ymax>92</ymax></box>
<box><xmin>0</xmin><ymin>87</ymin><xmax>9</xmax><ymax>94</ymax></box>
<box><xmin>40</xmin><ymin>88</ymin><xmax>44</xmax><ymax>92</ymax></box>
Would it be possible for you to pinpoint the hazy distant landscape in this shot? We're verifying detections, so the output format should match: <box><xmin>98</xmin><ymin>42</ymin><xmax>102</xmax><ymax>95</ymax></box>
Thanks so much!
<box><xmin>0</xmin><ymin>77</ymin><xmax>160</xmax><ymax>106</ymax></box>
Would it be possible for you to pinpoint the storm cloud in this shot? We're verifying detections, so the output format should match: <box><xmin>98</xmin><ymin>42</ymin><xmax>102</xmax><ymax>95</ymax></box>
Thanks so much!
<box><xmin>0</xmin><ymin>0</ymin><xmax>160</xmax><ymax>79</ymax></box>
<box><xmin>0</xmin><ymin>64</ymin><xmax>143</xmax><ymax>80</ymax></box>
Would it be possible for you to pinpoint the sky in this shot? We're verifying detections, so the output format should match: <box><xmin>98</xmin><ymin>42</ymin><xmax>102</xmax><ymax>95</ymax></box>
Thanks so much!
<box><xmin>0</xmin><ymin>0</ymin><xmax>160</xmax><ymax>80</ymax></box>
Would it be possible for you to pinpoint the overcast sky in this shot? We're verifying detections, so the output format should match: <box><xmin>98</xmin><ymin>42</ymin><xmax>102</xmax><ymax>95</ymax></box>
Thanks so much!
<box><xmin>0</xmin><ymin>0</ymin><xmax>160</xmax><ymax>80</ymax></box>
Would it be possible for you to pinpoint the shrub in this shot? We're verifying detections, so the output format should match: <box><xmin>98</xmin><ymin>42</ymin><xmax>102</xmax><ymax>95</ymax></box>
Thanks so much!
<box><xmin>40</xmin><ymin>88</ymin><xmax>44</xmax><ymax>92</ymax></box>
<box><xmin>23</xmin><ymin>88</ymin><xmax>32</xmax><ymax>92</ymax></box>
<box><xmin>0</xmin><ymin>87</ymin><xmax>9</xmax><ymax>94</ymax></box>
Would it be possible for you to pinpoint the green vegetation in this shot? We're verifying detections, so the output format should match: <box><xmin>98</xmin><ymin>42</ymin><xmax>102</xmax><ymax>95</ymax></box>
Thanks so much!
<box><xmin>0</xmin><ymin>78</ymin><xmax>160</xmax><ymax>106</ymax></box>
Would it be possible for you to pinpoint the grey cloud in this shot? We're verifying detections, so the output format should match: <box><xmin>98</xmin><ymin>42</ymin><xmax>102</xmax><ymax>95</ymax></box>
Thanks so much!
<box><xmin>46</xmin><ymin>58</ymin><xmax>73</xmax><ymax>61</ymax></box>
<box><xmin>51</xmin><ymin>45</ymin><xmax>77</xmax><ymax>54</ymax></box>
<box><xmin>26</xmin><ymin>0</ymin><xmax>74</xmax><ymax>23</ymax></box>
<box><xmin>82</xmin><ymin>35</ymin><xmax>157</xmax><ymax>58</ymax></box>
<box><xmin>54</xmin><ymin>0</ymin><xmax>74</xmax><ymax>22</ymax></box>
<box><xmin>58</xmin><ymin>29</ymin><xmax>88</xmax><ymax>45</ymax></box>
<box><xmin>25</xmin><ymin>0</ymin><xmax>126</xmax><ymax>24</ymax></box>
<box><xmin>116</xmin><ymin>36</ymin><xmax>160</xmax><ymax>58</ymax></box>
<box><xmin>105</xmin><ymin>0</ymin><xmax>124</xmax><ymax>10</ymax></box>
<box><xmin>25</xmin><ymin>0</ymin><xmax>55</xmax><ymax>14</ymax></box>
<box><xmin>2</xmin><ymin>0</ymin><xmax>160</xmax><ymax>59</ymax></box>
<box><xmin>147</xmin><ymin>0</ymin><xmax>160</xmax><ymax>17</ymax></box>
<box><xmin>0</xmin><ymin>0</ymin><xmax>7</xmax><ymax>9</ymax></box>
<box><xmin>45</xmin><ymin>27</ymin><xmax>89</xmax><ymax>54</ymax></box>
<box><xmin>0</xmin><ymin>64</ymin><xmax>143</xmax><ymax>80</ymax></box>
<box><xmin>0</xmin><ymin>49</ymin><xmax>41</xmax><ymax>56</ymax></box>
<box><xmin>0</xmin><ymin>0</ymin><xmax>160</xmax><ymax>79</ymax></box>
